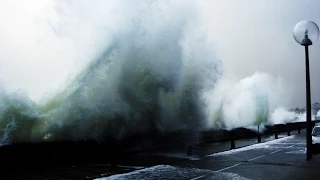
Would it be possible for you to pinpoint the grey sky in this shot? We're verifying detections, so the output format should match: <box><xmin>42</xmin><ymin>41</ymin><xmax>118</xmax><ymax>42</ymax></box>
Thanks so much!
<box><xmin>0</xmin><ymin>0</ymin><xmax>319</xmax><ymax>108</ymax></box>
<box><xmin>198</xmin><ymin>0</ymin><xmax>320</xmax><ymax>107</ymax></box>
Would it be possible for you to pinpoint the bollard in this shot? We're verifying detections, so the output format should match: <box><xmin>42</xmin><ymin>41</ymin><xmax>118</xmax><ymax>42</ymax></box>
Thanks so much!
<box><xmin>187</xmin><ymin>145</ymin><xmax>192</xmax><ymax>156</ymax></box>
<box><xmin>258</xmin><ymin>134</ymin><xmax>261</xmax><ymax>143</ymax></box>
<box><xmin>257</xmin><ymin>125</ymin><xmax>261</xmax><ymax>143</ymax></box>
<box><xmin>275</xmin><ymin>132</ymin><xmax>278</xmax><ymax>139</ymax></box>
<box><xmin>298</xmin><ymin>128</ymin><xmax>301</xmax><ymax>134</ymax></box>
<box><xmin>110</xmin><ymin>163</ymin><xmax>118</xmax><ymax>172</ymax></box>
<box><xmin>110</xmin><ymin>159</ymin><xmax>118</xmax><ymax>172</ymax></box>
<box><xmin>288</xmin><ymin>131</ymin><xmax>290</xmax><ymax>136</ymax></box>
<box><xmin>110</xmin><ymin>153</ymin><xmax>118</xmax><ymax>172</ymax></box>
<box><xmin>230</xmin><ymin>138</ymin><xmax>235</xmax><ymax>149</ymax></box>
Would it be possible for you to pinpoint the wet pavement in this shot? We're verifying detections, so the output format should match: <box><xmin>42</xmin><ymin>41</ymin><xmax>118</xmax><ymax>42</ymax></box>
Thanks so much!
<box><xmin>172</xmin><ymin>134</ymin><xmax>312</xmax><ymax>180</ymax></box>
<box><xmin>2</xmin><ymin>130</ymin><xmax>320</xmax><ymax>179</ymax></box>
<box><xmin>96</xmin><ymin>130</ymin><xmax>320</xmax><ymax>180</ymax></box>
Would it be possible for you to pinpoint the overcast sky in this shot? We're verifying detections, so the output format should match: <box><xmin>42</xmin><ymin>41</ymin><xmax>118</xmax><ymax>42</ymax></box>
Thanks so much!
<box><xmin>0</xmin><ymin>0</ymin><xmax>319</xmax><ymax>108</ymax></box>
<box><xmin>198</xmin><ymin>0</ymin><xmax>320</xmax><ymax>108</ymax></box>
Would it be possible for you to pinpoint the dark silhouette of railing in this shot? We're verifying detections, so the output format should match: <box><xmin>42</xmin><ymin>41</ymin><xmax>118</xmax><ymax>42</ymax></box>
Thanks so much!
<box><xmin>201</xmin><ymin>120</ymin><xmax>320</xmax><ymax>150</ymax></box>
<box><xmin>0</xmin><ymin>120</ymin><xmax>319</xmax><ymax>166</ymax></box>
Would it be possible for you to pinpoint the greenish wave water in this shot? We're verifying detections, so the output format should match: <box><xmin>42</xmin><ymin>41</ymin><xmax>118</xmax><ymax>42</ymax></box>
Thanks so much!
<box><xmin>1</xmin><ymin>0</ymin><xmax>309</xmax><ymax>146</ymax></box>
<box><xmin>0</xmin><ymin>11</ymin><xmax>221</xmax><ymax>144</ymax></box>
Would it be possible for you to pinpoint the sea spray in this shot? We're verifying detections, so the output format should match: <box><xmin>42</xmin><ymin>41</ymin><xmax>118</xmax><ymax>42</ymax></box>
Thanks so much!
<box><xmin>270</xmin><ymin>107</ymin><xmax>297</xmax><ymax>124</ymax></box>
<box><xmin>204</xmin><ymin>72</ymin><xmax>291</xmax><ymax>130</ymax></box>
<box><xmin>0</xmin><ymin>0</ymin><xmax>302</xmax><ymax>145</ymax></box>
<box><xmin>315</xmin><ymin>110</ymin><xmax>320</xmax><ymax>120</ymax></box>
<box><xmin>0</xmin><ymin>89</ymin><xmax>44</xmax><ymax>144</ymax></box>
<box><xmin>1</xmin><ymin>0</ymin><xmax>222</xmax><ymax>143</ymax></box>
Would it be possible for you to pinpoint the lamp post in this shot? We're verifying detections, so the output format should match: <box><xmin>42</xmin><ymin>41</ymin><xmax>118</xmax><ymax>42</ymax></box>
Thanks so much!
<box><xmin>293</xmin><ymin>20</ymin><xmax>319</xmax><ymax>161</ymax></box>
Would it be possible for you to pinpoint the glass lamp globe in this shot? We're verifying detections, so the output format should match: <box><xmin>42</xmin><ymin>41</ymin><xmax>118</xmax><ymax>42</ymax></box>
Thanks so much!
<box><xmin>293</xmin><ymin>21</ymin><xmax>319</xmax><ymax>46</ymax></box>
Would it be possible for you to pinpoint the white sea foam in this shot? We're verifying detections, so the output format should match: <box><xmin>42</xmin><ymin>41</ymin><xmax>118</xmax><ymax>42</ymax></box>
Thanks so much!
<box><xmin>206</xmin><ymin>136</ymin><xmax>295</xmax><ymax>157</ymax></box>
<box><xmin>95</xmin><ymin>165</ymin><xmax>249</xmax><ymax>180</ymax></box>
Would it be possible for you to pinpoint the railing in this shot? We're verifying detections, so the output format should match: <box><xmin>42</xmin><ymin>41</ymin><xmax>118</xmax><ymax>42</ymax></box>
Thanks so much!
<box><xmin>1</xmin><ymin>120</ymin><xmax>320</xmax><ymax>164</ymax></box>
<box><xmin>200</xmin><ymin>120</ymin><xmax>320</xmax><ymax>150</ymax></box>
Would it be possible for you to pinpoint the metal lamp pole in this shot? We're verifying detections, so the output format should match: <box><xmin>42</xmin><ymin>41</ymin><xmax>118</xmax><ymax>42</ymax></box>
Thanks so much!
<box><xmin>301</xmin><ymin>29</ymin><xmax>313</xmax><ymax>161</ymax></box>
<box><xmin>293</xmin><ymin>21</ymin><xmax>319</xmax><ymax>161</ymax></box>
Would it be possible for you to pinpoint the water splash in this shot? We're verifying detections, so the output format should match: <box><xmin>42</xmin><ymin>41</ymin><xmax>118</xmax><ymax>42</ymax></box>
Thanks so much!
<box><xmin>0</xmin><ymin>0</ymin><xmax>300</xmax><ymax>144</ymax></box>
<box><xmin>0</xmin><ymin>89</ymin><xmax>43</xmax><ymax>144</ymax></box>
<box><xmin>204</xmin><ymin>72</ymin><xmax>290</xmax><ymax>130</ymax></box>
<box><xmin>0</xmin><ymin>0</ymin><xmax>221</xmax><ymax>143</ymax></box>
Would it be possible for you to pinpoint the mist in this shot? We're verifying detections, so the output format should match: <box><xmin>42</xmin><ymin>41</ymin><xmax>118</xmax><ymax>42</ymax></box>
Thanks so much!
<box><xmin>0</xmin><ymin>0</ymin><xmax>320</xmax><ymax>144</ymax></box>
<box><xmin>198</xmin><ymin>0</ymin><xmax>320</xmax><ymax>107</ymax></box>
<box><xmin>1</xmin><ymin>0</ymin><xmax>320</xmax><ymax>106</ymax></box>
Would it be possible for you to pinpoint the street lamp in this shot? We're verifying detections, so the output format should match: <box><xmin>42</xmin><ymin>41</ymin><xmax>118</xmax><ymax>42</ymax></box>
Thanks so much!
<box><xmin>293</xmin><ymin>20</ymin><xmax>319</xmax><ymax>161</ymax></box>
